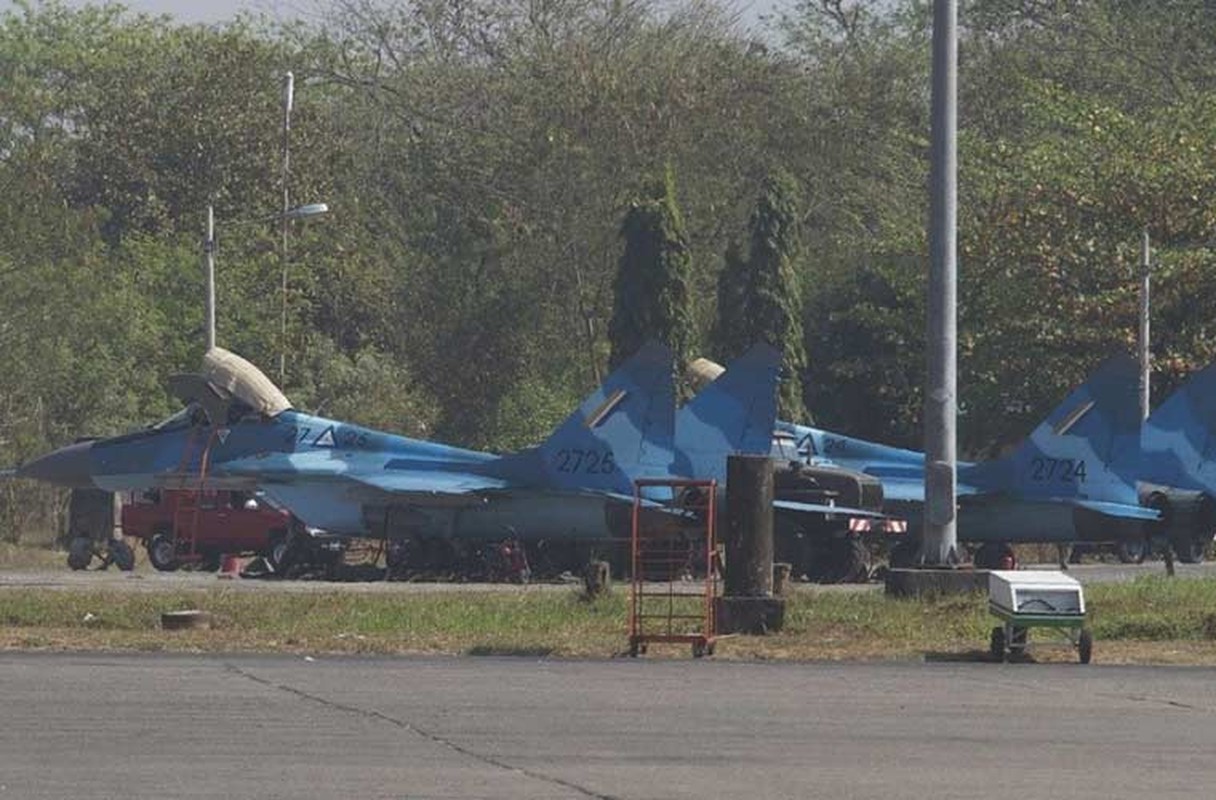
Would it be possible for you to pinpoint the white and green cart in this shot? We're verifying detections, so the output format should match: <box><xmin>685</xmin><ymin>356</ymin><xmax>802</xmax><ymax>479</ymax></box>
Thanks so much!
<box><xmin>987</xmin><ymin>570</ymin><xmax>1092</xmax><ymax>664</ymax></box>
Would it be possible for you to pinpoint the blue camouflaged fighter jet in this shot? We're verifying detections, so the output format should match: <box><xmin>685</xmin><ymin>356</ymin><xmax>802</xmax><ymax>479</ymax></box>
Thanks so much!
<box><xmin>15</xmin><ymin>344</ymin><xmax>680</xmax><ymax>549</ymax></box>
<box><xmin>693</xmin><ymin>354</ymin><xmax>1162</xmax><ymax>567</ymax></box>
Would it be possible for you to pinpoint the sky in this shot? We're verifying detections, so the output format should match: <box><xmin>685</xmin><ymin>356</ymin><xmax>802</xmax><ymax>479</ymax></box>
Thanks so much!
<box><xmin>5</xmin><ymin>0</ymin><xmax>792</xmax><ymax>28</ymax></box>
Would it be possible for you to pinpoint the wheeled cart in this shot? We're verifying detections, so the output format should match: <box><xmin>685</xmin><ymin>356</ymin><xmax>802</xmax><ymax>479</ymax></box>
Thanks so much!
<box><xmin>987</xmin><ymin>570</ymin><xmax>1092</xmax><ymax>664</ymax></box>
<box><xmin>628</xmin><ymin>478</ymin><xmax>719</xmax><ymax>659</ymax></box>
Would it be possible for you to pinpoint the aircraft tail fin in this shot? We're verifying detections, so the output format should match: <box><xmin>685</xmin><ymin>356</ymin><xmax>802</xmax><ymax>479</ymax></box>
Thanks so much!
<box><xmin>1140</xmin><ymin>360</ymin><xmax>1216</xmax><ymax>487</ymax></box>
<box><xmin>962</xmin><ymin>354</ymin><xmax>1141</xmax><ymax>503</ymax></box>
<box><xmin>673</xmin><ymin>343</ymin><xmax>782</xmax><ymax>481</ymax></box>
<box><xmin>505</xmin><ymin>341</ymin><xmax>675</xmax><ymax>492</ymax></box>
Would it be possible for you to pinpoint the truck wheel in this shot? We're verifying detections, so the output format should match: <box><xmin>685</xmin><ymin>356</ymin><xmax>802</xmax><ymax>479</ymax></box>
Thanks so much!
<box><xmin>266</xmin><ymin>531</ymin><xmax>291</xmax><ymax>573</ymax></box>
<box><xmin>67</xmin><ymin>537</ymin><xmax>93</xmax><ymax>571</ymax></box>
<box><xmin>147</xmin><ymin>534</ymin><xmax>179</xmax><ymax>572</ymax></box>
<box><xmin>808</xmin><ymin>537</ymin><xmax>868</xmax><ymax>584</ymax></box>
<box><xmin>109</xmin><ymin>539</ymin><xmax>135</xmax><ymax>571</ymax></box>
<box><xmin>888</xmin><ymin>539</ymin><xmax>919</xmax><ymax>569</ymax></box>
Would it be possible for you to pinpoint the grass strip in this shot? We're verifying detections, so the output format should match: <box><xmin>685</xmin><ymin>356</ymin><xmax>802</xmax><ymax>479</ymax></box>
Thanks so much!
<box><xmin>2</xmin><ymin>576</ymin><xmax>1216</xmax><ymax>663</ymax></box>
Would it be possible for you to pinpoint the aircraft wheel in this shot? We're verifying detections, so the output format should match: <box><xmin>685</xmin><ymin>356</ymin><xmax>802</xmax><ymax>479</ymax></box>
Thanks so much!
<box><xmin>109</xmin><ymin>539</ymin><xmax>135</xmax><ymax>572</ymax></box>
<box><xmin>1116</xmin><ymin>539</ymin><xmax>1147</xmax><ymax>564</ymax></box>
<box><xmin>1172</xmin><ymin>533</ymin><xmax>1207</xmax><ymax>564</ymax></box>
<box><xmin>147</xmin><ymin>534</ymin><xmax>179</xmax><ymax>572</ymax></box>
<box><xmin>1078</xmin><ymin>628</ymin><xmax>1093</xmax><ymax>664</ymax></box>
<box><xmin>974</xmin><ymin>543</ymin><xmax>1015</xmax><ymax>570</ymax></box>
<box><xmin>989</xmin><ymin>626</ymin><xmax>1006</xmax><ymax>662</ymax></box>
<box><xmin>67</xmin><ymin>537</ymin><xmax>93</xmax><ymax>571</ymax></box>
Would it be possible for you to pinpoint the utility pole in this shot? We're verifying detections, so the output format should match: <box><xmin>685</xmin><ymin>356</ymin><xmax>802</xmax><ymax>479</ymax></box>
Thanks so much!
<box><xmin>923</xmin><ymin>0</ymin><xmax>959</xmax><ymax>566</ymax></box>
<box><xmin>205</xmin><ymin>204</ymin><xmax>216</xmax><ymax>352</ymax></box>
<box><xmin>1139</xmin><ymin>228</ymin><xmax>1151</xmax><ymax>421</ymax></box>
<box><xmin>278</xmin><ymin>70</ymin><xmax>294</xmax><ymax>384</ymax></box>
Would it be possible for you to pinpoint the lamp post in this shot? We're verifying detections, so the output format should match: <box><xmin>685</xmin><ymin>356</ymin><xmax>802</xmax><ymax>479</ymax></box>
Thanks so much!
<box><xmin>202</xmin><ymin>202</ymin><xmax>329</xmax><ymax>354</ymax></box>
<box><xmin>279</xmin><ymin>71</ymin><xmax>294</xmax><ymax>383</ymax></box>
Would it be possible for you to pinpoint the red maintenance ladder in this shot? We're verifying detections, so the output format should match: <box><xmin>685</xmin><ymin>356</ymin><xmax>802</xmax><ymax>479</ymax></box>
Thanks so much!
<box><xmin>169</xmin><ymin>427</ymin><xmax>220</xmax><ymax>565</ymax></box>
<box><xmin>628</xmin><ymin>478</ymin><xmax>719</xmax><ymax>658</ymax></box>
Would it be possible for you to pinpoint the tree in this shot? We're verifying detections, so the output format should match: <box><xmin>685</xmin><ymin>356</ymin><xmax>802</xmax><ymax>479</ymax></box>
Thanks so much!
<box><xmin>608</xmin><ymin>166</ymin><xmax>696</xmax><ymax>372</ymax></box>
<box><xmin>715</xmin><ymin>170</ymin><xmax>809</xmax><ymax>422</ymax></box>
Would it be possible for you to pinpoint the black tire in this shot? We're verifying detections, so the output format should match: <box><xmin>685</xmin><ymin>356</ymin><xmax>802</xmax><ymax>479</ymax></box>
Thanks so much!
<box><xmin>109</xmin><ymin>539</ymin><xmax>135</xmax><ymax>572</ymax></box>
<box><xmin>807</xmin><ymin>537</ymin><xmax>869</xmax><ymax>584</ymax></box>
<box><xmin>1078</xmin><ymin>628</ymin><xmax>1093</xmax><ymax>664</ymax></box>
<box><xmin>692</xmin><ymin>640</ymin><xmax>708</xmax><ymax>659</ymax></box>
<box><xmin>147</xmin><ymin>534</ymin><xmax>179</xmax><ymax>572</ymax></box>
<box><xmin>1116</xmin><ymin>538</ymin><xmax>1147</xmax><ymax>564</ymax></box>
<box><xmin>888</xmin><ymin>539</ymin><xmax>919</xmax><ymax>569</ymax></box>
<box><xmin>266</xmin><ymin>530</ymin><xmax>290</xmax><ymax>572</ymax></box>
<box><xmin>1171</xmin><ymin>533</ymin><xmax>1206</xmax><ymax>565</ymax></box>
<box><xmin>974</xmin><ymin>542</ymin><xmax>1015</xmax><ymax>570</ymax></box>
<box><xmin>989</xmin><ymin>626</ymin><xmax>1006</xmax><ymax>662</ymax></box>
<box><xmin>67</xmin><ymin>537</ymin><xmax>93</xmax><ymax>571</ymax></box>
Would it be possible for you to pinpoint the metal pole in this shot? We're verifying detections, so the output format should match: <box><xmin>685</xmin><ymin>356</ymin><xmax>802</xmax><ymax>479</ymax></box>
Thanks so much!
<box><xmin>922</xmin><ymin>0</ymin><xmax>958</xmax><ymax>566</ymax></box>
<box><xmin>205</xmin><ymin>204</ymin><xmax>216</xmax><ymax>352</ymax></box>
<box><xmin>278</xmin><ymin>70</ymin><xmax>294</xmax><ymax>383</ymax></box>
<box><xmin>1139</xmin><ymin>228</ymin><xmax>1151</xmax><ymax>421</ymax></box>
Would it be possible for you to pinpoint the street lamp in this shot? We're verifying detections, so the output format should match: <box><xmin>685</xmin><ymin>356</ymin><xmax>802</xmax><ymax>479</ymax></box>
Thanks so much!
<box><xmin>203</xmin><ymin>201</ymin><xmax>329</xmax><ymax>354</ymax></box>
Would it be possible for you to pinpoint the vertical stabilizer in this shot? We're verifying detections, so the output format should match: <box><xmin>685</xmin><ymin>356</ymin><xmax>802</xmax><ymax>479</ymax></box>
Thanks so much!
<box><xmin>962</xmin><ymin>354</ymin><xmax>1141</xmax><ymax>505</ymax></box>
<box><xmin>505</xmin><ymin>341</ymin><xmax>675</xmax><ymax>492</ymax></box>
<box><xmin>674</xmin><ymin>344</ymin><xmax>782</xmax><ymax>481</ymax></box>
<box><xmin>1141</xmin><ymin>361</ymin><xmax>1216</xmax><ymax>493</ymax></box>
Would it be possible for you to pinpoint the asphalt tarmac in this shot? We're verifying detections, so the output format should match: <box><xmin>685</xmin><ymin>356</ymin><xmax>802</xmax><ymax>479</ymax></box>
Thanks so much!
<box><xmin>1</xmin><ymin>652</ymin><xmax>1214</xmax><ymax>799</ymax></box>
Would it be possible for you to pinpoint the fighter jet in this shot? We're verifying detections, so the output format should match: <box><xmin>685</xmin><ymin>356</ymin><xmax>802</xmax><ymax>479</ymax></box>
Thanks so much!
<box><xmin>14</xmin><ymin>344</ymin><xmax>680</xmax><ymax>554</ymax></box>
<box><xmin>690</xmin><ymin>354</ymin><xmax>1161</xmax><ymax>567</ymax></box>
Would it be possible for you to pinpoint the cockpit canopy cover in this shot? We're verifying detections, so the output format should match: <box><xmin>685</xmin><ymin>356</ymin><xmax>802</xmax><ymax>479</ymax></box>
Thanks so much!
<box><xmin>201</xmin><ymin>347</ymin><xmax>292</xmax><ymax>417</ymax></box>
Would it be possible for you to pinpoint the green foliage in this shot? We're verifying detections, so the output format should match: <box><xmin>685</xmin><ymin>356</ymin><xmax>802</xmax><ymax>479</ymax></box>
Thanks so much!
<box><xmin>10</xmin><ymin>0</ymin><xmax>1216</xmax><ymax>531</ymax></box>
<box><xmin>716</xmin><ymin>169</ymin><xmax>809</xmax><ymax>422</ymax></box>
<box><xmin>806</xmin><ymin>257</ymin><xmax>925</xmax><ymax>448</ymax></box>
<box><xmin>608</xmin><ymin>166</ymin><xmax>696</xmax><ymax>372</ymax></box>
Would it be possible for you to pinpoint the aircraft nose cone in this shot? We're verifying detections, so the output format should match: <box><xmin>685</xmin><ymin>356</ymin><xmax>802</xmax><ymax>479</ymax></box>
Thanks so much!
<box><xmin>17</xmin><ymin>441</ymin><xmax>97</xmax><ymax>489</ymax></box>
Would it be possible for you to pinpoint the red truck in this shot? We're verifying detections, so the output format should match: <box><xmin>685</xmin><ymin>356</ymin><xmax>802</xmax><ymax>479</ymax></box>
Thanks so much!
<box><xmin>121</xmin><ymin>489</ymin><xmax>294</xmax><ymax>571</ymax></box>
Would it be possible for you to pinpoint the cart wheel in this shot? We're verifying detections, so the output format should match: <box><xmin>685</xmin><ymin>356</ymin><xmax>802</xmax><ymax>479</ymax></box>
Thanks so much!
<box><xmin>989</xmin><ymin>626</ymin><xmax>1006</xmax><ymax>662</ymax></box>
<box><xmin>1078</xmin><ymin>628</ymin><xmax>1093</xmax><ymax>665</ymax></box>
<box><xmin>628</xmin><ymin>641</ymin><xmax>640</xmax><ymax>658</ymax></box>
<box><xmin>1009</xmin><ymin>626</ymin><xmax>1028</xmax><ymax>655</ymax></box>
<box><xmin>692</xmin><ymin>640</ymin><xmax>707</xmax><ymax>659</ymax></box>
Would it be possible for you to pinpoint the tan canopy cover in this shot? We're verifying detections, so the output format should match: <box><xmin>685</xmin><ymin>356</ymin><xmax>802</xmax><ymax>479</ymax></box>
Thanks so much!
<box><xmin>685</xmin><ymin>357</ymin><xmax>726</xmax><ymax>393</ymax></box>
<box><xmin>201</xmin><ymin>347</ymin><xmax>292</xmax><ymax>417</ymax></box>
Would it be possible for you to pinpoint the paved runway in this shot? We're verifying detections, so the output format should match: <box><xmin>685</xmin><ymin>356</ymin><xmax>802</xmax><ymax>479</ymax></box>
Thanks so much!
<box><xmin>2</xmin><ymin>652</ymin><xmax>1215</xmax><ymax>799</ymax></box>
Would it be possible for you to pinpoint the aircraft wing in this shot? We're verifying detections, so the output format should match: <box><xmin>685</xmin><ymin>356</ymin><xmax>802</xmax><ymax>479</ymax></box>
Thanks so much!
<box><xmin>1069</xmin><ymin>499</ymin><xmax>1160</xmax><ymax>521</ymax></box>
<box><xmin>773</xmin><ymin>499</ymin><xmax>891</xmax><ymax>519</ymax></box>
<box><xmin>216</xmin><ymin>452</ymin><xmax>511</xmax><ymax>498</ymax></box>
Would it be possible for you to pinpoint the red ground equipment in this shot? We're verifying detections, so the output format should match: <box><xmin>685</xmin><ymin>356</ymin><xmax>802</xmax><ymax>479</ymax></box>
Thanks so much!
<box><xmin>628</xmin><ymin>479</ymin><xmax>719</xmax><ymax>658</ymax></box>
<box><xmin>121</xmin><ymin>489</ymin><xmax>292</xmax><ymax>571</ymax></box>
